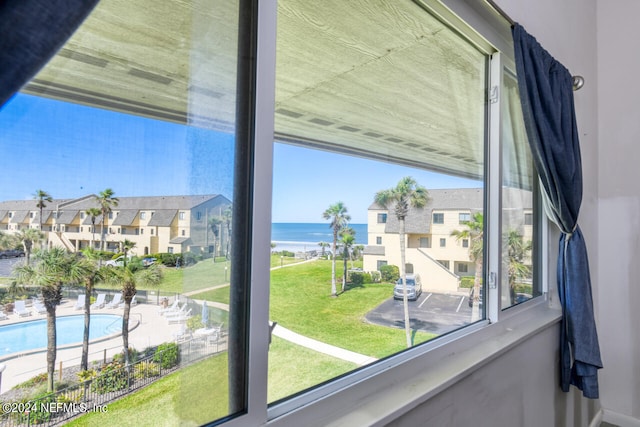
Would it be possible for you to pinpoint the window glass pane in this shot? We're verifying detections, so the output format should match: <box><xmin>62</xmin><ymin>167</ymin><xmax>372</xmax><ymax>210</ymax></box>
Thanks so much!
<box><xmin>270</xmin><ymin>0</ymin><xmax>486</xmax><ymax>404</ymax></box>
<box><xmin>501</xmin><ymin>71</ymin><xmax>539</xmax><ymax>309</ymax></box>
<box><xmin>0</xmin><ymin>0</ymin><xmax>241</xmax><ymax>424</ymax></box>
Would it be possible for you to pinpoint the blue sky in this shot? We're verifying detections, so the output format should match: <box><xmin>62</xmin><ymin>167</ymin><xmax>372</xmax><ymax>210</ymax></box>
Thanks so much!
<box><xmin>0</xmin><ymin>94</ymin><xmax>480</xmax><ymax>223</ymax></box>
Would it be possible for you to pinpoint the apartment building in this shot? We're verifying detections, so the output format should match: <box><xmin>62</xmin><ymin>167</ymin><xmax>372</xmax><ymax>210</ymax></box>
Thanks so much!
<box><xmin>364</xmin><ymin>188</ymin><xmax>532</xmax><ymax>293</ymax></box>
<box><xmin>0</xmin><ymin>194</ymin><xmax>231</xmax><ymax>256</ymax></box>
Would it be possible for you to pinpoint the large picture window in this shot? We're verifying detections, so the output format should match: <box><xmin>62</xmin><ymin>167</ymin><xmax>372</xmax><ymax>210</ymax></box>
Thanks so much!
<box><xmin>0</xmin><ymin>0</ymin><xmax>543</xmax><ymax>426</ymax></box>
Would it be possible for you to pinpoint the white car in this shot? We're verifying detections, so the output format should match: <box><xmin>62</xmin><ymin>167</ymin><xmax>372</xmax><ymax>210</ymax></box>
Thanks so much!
<box><xmin>105</xmin><ymin>255</ymin><xmax>130</xmax><ymax>267</ymax></box>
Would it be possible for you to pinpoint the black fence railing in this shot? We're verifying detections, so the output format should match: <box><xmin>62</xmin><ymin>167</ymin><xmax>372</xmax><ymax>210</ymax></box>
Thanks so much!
<box><xmin>0</xmin><ymin>333</ymin><xmax>225</xmax><ymax>427</ymax></box>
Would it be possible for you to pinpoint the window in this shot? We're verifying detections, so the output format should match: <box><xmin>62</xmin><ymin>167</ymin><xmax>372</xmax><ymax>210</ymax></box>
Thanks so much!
<box><xmin>80</xmin><ymin>212</ymin><xmax>85</xmax><ymax>219</ymax></box>
<box><xmin>29</xmin><ymin>212</ymin><xmax>34</xmax><ymax>218</ymax></box>
<box><xmin>1</xmin><ymin>0</ymin><xmax>545</xmax><ymax>425</ymax></box>
<box><xmin>140</xmin><ymin>212</ymin><xmax>146</xmax><ymax>220</ymax></box>
<box><xmin>524</xmin><ymin>212</ymin><xmax>533</xmax><ymax>225</ymax></box>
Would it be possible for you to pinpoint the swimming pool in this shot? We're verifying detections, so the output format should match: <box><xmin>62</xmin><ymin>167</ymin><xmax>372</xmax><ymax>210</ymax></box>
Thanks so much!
<box><xmin>0</xmin><ymin>314</ymin><xmax>122</xmax><ymax>357</ymax></box>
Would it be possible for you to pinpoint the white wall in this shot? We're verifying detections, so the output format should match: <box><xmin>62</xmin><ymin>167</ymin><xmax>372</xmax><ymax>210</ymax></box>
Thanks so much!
<box><xmin>596</xmin><ymin>0</ymin><xmax>640</xmax><ymax>419</ymax></box>
<box><xmin>384</xmin><ymin>0</ymin><xmax>604</xmax><ymax>425</ymax></box>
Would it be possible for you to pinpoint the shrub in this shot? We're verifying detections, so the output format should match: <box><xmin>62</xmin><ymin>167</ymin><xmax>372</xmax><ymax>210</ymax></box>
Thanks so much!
<box><xmin>77</xmin><ymin>369</ymin><xmax>98</xmax><ymax>383</ymax></box>
<box><xmin>91</xmin><ymin>361</ymin><xmax>128</xmax><ymax>394</ymax></box>
<box><xmin>379</xmin><ymin>265</ymin><xmax>399</xmax><ymax>282</ymax></box>
<box><xmin>460</xmin><ymin>276</ymin><xmax>475</xmax><ymax>288</ymax></box>
<box><xmin>16</xmin><ymin>392</ymin><xmax>57</xmax><ymax>424</ymax></box>
<box><xmin>112</xmin><ymin>347</ymin><xmax>139</xmax><ymax>364</ymax></box>
<box><xmin>153</xmin><ymin>342</ymin><xmax>180</xmax><ymax>369</ymax></box>
<box><xmin>187</xmin><ymin>314</ymin><xmax>204</xmax><ymax>330</ymax></box>
<box><xmin>350</xmin><ymin>272</ymin><xmax>364</xmax><ymax>285</ymax></box>
<box><xmin>134</xmin><ymin>361</ymin><xmax>161</xmax><ymax>379</ymax></box>
<box><xmin>14</xmin><ymin>372</ymin><xmax>48</xmax><ymax>389</ymax></box>
<box><xmin>181</xmin><ymin>252</ymin><xmax>199</xmax><ymax>266</ymax></box>
<box><xmin>369</xmin><ymin>271</ymin><xmax>381</xmax><ymax>283</ymax></box>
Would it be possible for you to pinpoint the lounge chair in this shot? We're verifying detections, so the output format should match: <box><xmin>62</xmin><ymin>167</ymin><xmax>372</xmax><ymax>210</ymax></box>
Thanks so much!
<box><xmin>158</xmin><ymin>299</ymin><xmax>179</xmax><ymax>315</ymax></box>
<box><xmin>167</xmin><ymin>308</ymin><xmax>192</xmax><ymax>324</ymax></box>
<box><xmin>164</xmin><ymin>304</ymin><xmax>187</xmax><ymax>319</ymax></box>
<box><xmin>74</xmin><ymin>295</ymin><xmax>86</xmax><ymax>310</ymax></box>
<box><xmin>14</xmin><ymin>300</ymin><xmax>31</xmax><ymax>317</ymax></box>
<box><xmin>33</xmin><ymin>301</ymin><xmax>47</xmax><ymax>315</ymax></box>
<box><xmin>0</xmin><ymin>311</ymin><xmax>7</xmax><ymax>320</ymax></box>
<box><xmin>106</xmin><ymin>294</ymin><xmax>122</xmax><ymax>309</ymax></box>
<box><xmin>91</xmin><ymin>293</ymin><xmax>106</xmax><ymax>309</ymax></box>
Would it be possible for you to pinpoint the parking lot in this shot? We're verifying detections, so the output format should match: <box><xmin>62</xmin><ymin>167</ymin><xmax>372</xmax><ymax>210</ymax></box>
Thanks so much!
<box><xmin>0</xmin><ymin>257</ymin><xmax>24</xmax><ymax>278</ymax></box>
<box><xmin>365</xmin><ymin>291</ymin><xmax>475</xmax><ymax>335</ymax></box>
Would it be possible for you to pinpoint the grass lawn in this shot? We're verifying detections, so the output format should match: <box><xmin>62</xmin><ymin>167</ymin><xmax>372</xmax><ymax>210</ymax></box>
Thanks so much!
<box><xmin>270</xmin><ymin>259</ymin><xmax>437</xmax><ymax>358</ymax></box>
<box><xmin>188</xmin><ymin>286</ymin><xmax>230</xmax><ymax>305</ymax></box>
<box><xmin>270</xmin><ymin>254</ymin><xmax>301</xmax><ymax>268</ymax></box>
<box><xmin>66</xmin><ymin>337</ymin><xmax>356</xmax><ymax>425</ymax></box>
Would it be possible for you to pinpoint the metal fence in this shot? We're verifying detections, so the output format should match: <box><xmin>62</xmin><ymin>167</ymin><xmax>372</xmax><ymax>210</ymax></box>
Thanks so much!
<box><xmin>0</xmin><ymin>333</ymin><xmax>225</xmax><ymax>427</ymax></box>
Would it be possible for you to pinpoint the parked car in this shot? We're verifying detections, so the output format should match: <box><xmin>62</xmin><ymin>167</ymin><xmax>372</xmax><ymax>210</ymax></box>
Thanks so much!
<box><xmin>142</xmin><ymin>257</ymin><xmax>157</xmax><ymax>267</ymax></box>
<box><xmin>105</xmin><ymin>255</ymin><xmax>131</xmax><ymax>267</ymax></box>
<box><xmin>393</xmin><ymin>274</ymin><xmax>422</xmax><ymax>301</ymax></box>
<box><xmin>0</xmin><ymin>249</ymin><xmax>25</xmax><ymax>259</ymax></box>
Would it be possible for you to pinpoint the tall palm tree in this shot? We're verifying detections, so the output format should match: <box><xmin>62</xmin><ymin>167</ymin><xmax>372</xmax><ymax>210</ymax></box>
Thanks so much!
<box><xmin>13</xmin><ymin>248</ymin><xmax>88</xmax><ymax>391</ymax></box>
<box><xmin>75</xmin><ymin>252</ymin><xmax>106</xmax><ymax>371</ymax></box>
<box><xmin>322</xmin><ymin>202</ymin><xmax>350</xmax><ymax>297</ymax></box>
<box><xmin>105</xmin><ymin>263</ymin><xmax>162</xmax><ymax>366</ymax></box>
<box><xmin>95</xmin><ymin>189</ymin><xmax>119</xmax><ymax>252</ymax></box>
<box><xmin>85</xmin><ymin>207</ymin><xmax>102</xmax><ymax>250</ymax></box>
<box><xmin>223</xmin><ymin>206</ymin><xmax>232</xmax><ymax>259</ymax></box>
<box><xmin>16</xmin><ymin>228</ymin><xmax>44</xmax><ymax>265</ymax></box>
<box><xmin>318</xmin><ymin>241</ymin><xmax>330</xmax><ymax>257</ymax></box>
<box><xmin>375</xmin><ymin>177</ymin><xmax>429</xmax><ymax>348</ymax></box>
<box><xmin>34</xmin><ymin>189</ymin><xmax>53</xmax><ymax>231</ymax></box>
<box><xmin>451</xmin><ymin>212</ymin><xmax>484</xmax><ymax>321</ymax></box>
<box><xmin>209</xmin><ymin>216</ymin><xmax>223</xmax><ymax>260</ymax></box>
<box><xmin>339</xmin><ymin>228</ymin><xmax>355</xmax><ymax>292</ymax></box>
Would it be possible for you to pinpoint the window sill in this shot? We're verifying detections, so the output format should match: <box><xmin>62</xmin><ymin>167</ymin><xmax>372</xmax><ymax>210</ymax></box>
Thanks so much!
<box><xmin>267</xmin><ymin>301</ymin><xmax>561</xmax><ymax>427</ymax></box>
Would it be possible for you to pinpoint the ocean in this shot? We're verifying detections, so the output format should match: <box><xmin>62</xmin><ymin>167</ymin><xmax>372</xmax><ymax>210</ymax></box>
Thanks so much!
<box><xmin>271</xmin><ymin>222</ymin><xmax>367</xmax><ymax>253</ymax></box>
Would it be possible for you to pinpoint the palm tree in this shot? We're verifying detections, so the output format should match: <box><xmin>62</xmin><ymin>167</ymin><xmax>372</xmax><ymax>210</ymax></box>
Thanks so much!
<box><xmin>13</xmin><ymin>248</ymin><xmax>88</xmax><ymax>392</ymax></box>
<box><xmin>375</xmin><ymin>177</ymin><xmax>429</xmax><ymax>348</ymax></box>
<box><xmin>222</xmin><ymin>206</ymin><xmax>232</xmax><ymax>259</ymax></box>
<box><xmin>121</xmin><ymin>239</ymin><xmax>136</xmax><ymax>267</ymax></box>
<box><xmin>209</xmin><ymin>216</ymin><xmax>223</xmax><ymax>261</ymax></box>
<box><xmin>16</xmin><ymin>228</ymin><xmax>44</xmax><ymax>265</ymax></box>
<box><xmin>318</xmin><ymin>241</ymin><xmax>330</xmax><ymax>257</ymax></box>
<box><xmin>34</xmin><ymin>189</ymin><xmax>53</xmax><ymax>232</ymax></box>
<box><xmin>76</xmin><ymin>252</ymin><xmax>106</xmax><ymax>371</ymax></box>
<box><xmin>506</xmin><ymin>230</ymin><xmax>532</xmax><ymax>304</ymax></box>
<box><xmin>451</xmin><ymin>212</ymin><xmax>484</xmax><ymax>321</ymax></box>
<box><xmin>95</xmin><ymin>189</ymin><xmax>119</xmax><ymax>252</ymax></box>
<box><xmin>105</xmin><ymin>263</ymin><xmax>162</xmax><ymax>365</ymax></box>
<box><xmin>322</xmin><ymin>202</ymin><xmax>350</xmax><ymax>297</ymax></box>
<box><xmin>85</xmin><ymin>207</ymin><xmax>102</xmax><ymax>250</ymax></box>
<box><xmin>339</xmin><ymin>228</ymin><xmax>355</xmax><ymax>292</ymax></box>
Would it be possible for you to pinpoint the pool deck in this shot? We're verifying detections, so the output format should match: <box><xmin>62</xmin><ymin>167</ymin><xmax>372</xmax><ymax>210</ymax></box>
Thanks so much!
<box><xmin>0</xmin><ymin>298</ymin><xmax>186</xmax><ymax>394</ymax></box>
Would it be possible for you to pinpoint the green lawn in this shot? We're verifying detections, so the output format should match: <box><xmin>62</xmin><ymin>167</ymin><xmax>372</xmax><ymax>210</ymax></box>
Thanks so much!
<box><xmin>188</xmin><ymin>286</ymin><xmax>230</xmax><ymax>305</ymax></box>
<box><xmin>66</xmin><ymin>337</ymin><xmax>356</xmax><ymax>425</ymax></box>
<box><xmin>270</xmin><ymin>259</ymin><xmax>436</xmax><ymax>358</ymax></box>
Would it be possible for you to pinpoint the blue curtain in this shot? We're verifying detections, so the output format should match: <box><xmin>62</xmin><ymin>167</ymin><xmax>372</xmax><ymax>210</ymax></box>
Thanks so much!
<box><xmin>0</xmin><ymin>0</ymin><xmax>99</xmax><ymax>107</ymax></box>
<box><xmin>512</xmin><ymin>23</ymin><xmax>602</xmax><ymax>399</ymax></box>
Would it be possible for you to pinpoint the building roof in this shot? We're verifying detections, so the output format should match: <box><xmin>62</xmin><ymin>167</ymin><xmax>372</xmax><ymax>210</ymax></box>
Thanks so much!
<box><xmin>363</xmin><ymin>245</ymin><xmax>385</xmax><ymax>256</ymax></box>
<box><xmin>169</xmin><ymin>237</ymin><xmax>191</xmax><ymax>244</ymax></box>
<box><xmin>112</xmin><ymin>210</ymin><xmax>138</xmax><ymax>226</ymax></box>
<box><xmin>9</xmin><ymin>211</ymin><xmax>29</xmax><ymax>223</ymax></box>
<box><xmin>148</xmin><ymin>210</ymin><xmax>177</xmax><ymax>227</ymax></box>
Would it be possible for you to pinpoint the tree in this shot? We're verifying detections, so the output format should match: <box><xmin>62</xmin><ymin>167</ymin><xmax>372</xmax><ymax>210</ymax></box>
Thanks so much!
<box><xmin>120</xmin><ymin>239</ymin><xmax>136</xmax><ymax>267</ymax></box>
<box><xmin>209</xmin><ymin>216</ymin><xmax>223</xmax><ymax>261</ymax></box>
<box><xmin>339</xmin><ymin>228</ymin><xmax>355</xmax><ymax>292</ymax></box>
<box><xmin>375</xmin><ymin>176</ymin><xmax>429</xmax><ymax>348</ymax></box>
<box><xmin>451</xmin><ymin>212</ymin><xmax>484</xmax><ymax>321</ymax></box>
<box><xmin>85</xmin><ymin>207</ymin><xmax>102</xmax><ymax>250</ymax></box>
<box><xmin>222</xmin><ymin>206</ymin><xmax>232</xmax><ymax>259</ymax></box>
<box><xmin>105</xmin><ymin>262</ymin><xmax>162</xmax><ymax>365</ymax></box>
<box><xmin>13</xmin><ymin>248</ymin><xmax>88</xmax><ymax>392</ymax></box>
<box><xmin>322</xmin><ymin>202</ymin><xmax>350</xmax><ymax>297</ymax></box>
<box><xmin>76</xmin><ymin>251</ymin><xmax>106</xmax><ymax>371</ymax></box>
<box><xmin>318</xmin><ymin>241</ymin><xmax>330</xmax><ymax>257</ymax></box>
<box><xmin>506</xmin><ymin>229</ymin><xmax>532</xmax><ymax>304</ymax></box>
<box><xmin>16</xmin><ymin>228</ymin><xmax>44</xmax><ymax>265</ymax></box>
<box><xmin>34</xmin><ymin>189</ymin><xmax>53</xmax><ymax>233</ymax></box>
<box><xmin>95</xmin><ymin>188</ymin><xmax>119</xmax><ymax>252</ymax></box>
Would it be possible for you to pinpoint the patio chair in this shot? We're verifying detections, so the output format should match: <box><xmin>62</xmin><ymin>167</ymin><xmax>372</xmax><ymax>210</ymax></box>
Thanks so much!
<box><xmin>164</xmin><ymin>303</ymin><xmax>187</xmax><ymax>319</ymax></box>
<box><xmin>0</xmin><ymin>311</ymin><xmax>7</xmax><ymax>320</ymax></box>
<box><xmin>32</xmin><ymin>301</ymin><xmax>47</xmax><ymax>315</ymax></box>
<box><xmin>158</xmin><ymin>299</ymin><xmax>179</xmax><ymax>315</ymax></box>
<box><xmin>14</xmin><ymin>300</ymin><xmax>31</xmax><ymax>317</ymax></box>
<box><xmin>74</xmin><ymin>294</ymin><xmax>86</xmax><ymax>310</ymax></box>
<box><xmin>167</xmin><ymin>308</ymin><xmax>192</xmax><ymax>324</ymax></box>
<box><xmin>90</xmin><ymin>293</ymin><xmax>106</xmax><ymax>309</ymax></box>
<box><xmin>106</xmin><ymin>293</ymin><xmax>122</xmax><ymax>309</ymax></box>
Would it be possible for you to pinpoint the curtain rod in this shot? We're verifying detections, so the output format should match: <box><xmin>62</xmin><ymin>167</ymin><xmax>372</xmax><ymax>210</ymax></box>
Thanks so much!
<box><xmin>484</xmin><ymin>0</ymin><xmax>584</xmax><ymax>91</ymax></box>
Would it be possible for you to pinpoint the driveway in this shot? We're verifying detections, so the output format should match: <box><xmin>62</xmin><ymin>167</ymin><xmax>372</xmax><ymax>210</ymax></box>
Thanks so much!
<box><xmin>0</xmin><ymin>257</ymin><xmax>24</xmax><ymax>278</ymax></box>
<box><xmin>365</xmin><ymin>291</ymin><xmax>474</xmax><ymax>335</ymax></box>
